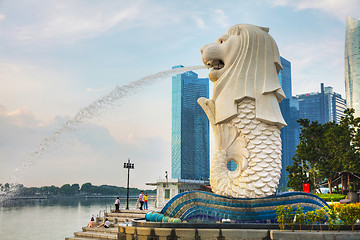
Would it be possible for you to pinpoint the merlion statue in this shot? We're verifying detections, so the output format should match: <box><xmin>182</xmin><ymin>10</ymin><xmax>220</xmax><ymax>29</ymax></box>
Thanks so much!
<box><xmin>198</xmin><ymin>24</ymin><xmax>287</xmax><ymax>198</ymax></box>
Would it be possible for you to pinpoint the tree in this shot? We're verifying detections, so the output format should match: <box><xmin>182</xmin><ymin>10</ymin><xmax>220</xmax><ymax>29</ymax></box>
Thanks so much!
<box><xmin>80</xmin><ymin>182</ymin><xmax>94</xmax><ymax>194</ymax></box>
<box><xmin>287</xmin><ymin>109</ymin><xmax>360</xmax><ymax>193</ymax></box>
<box><xmin>286</xmin><ymin>157</ymin><xmax>311</xmax><ymax>191</ymax></box>
<box><xmin>71</xmin><ymin>184</ymin><xmax>80</xmax><ymax>195</ymax></box>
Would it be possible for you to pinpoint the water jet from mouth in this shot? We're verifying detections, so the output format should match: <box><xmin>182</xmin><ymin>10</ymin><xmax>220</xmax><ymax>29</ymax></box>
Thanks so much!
<box><xmin>0</xmin><ymin>65</ymin><xmax>208</xmax><ymax>202</ymax></box>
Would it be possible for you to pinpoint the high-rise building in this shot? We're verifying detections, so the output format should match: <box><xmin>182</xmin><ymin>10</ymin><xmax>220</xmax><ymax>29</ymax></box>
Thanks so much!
<box><xmin>333</xmin><ymin>92</ymin><xmax>348</xmax><ymax>123</ymax></box>
<box><xmin>296</xmin><ymin>83</ymin><xmax>347</xmax><ymax>124</ymax></box>
<box><xmin>345</xmin><ymin>16</ymin><xmax>360</xmax><ymax>117</ymax></box>
<box><xmin>278</xmin><ymin>57</ymin><xmax>300</xmax><ymax>188</ymax></box>
<box><xmin>171</xmin><ymin>65</ymin><xmax>210</xmax><ymax>180</ymax></box>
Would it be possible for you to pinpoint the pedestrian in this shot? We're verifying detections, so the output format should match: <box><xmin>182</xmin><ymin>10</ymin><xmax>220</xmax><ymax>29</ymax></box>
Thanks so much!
<box><xmin>114</xmin><ymin>197</ymin><xmax>120</xmax><ymax>213</ymax></box>
<box><xmin>98</xmin><ymin>218</ymin><xmax>110</xmax><ymax>228</ymax></box>
<box><xmin>144</xmin><ymin>193</ymin><xmax>148</xmax><ymax>210</ymax></box>
<box><xmin>139</xmin><ymin>191</ymin><xmax>144</xmax><ymax>210</ymax></box>
<box><xmin>87</xmin><ymin>217</ymin><xmax>94</xmax><ymax>228</ymax></box>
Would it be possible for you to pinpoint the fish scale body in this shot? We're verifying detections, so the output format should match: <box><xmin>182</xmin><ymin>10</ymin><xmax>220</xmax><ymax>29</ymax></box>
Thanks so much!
<box><xmin>210</xmin><ymin>98</ymin><xmax>282</xmax><ymax>198</ymax></box>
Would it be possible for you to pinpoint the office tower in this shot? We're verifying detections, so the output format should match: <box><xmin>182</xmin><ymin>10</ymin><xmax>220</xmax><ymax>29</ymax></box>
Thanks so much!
<box><xmin>333</xmin><ymin>92</ymin><xmax>348</xmax><ymax>123</ymax></box>
<box><xmin>296</xmin><ymin>83</ymin><xmax>347</xmax><ymax>124</ymax></box>
<box><xmin>345</xmin><ymin>17</ymin><xmax>360</xmax><ymax>117</ymax></box>
<box><xmin>171</xmin><ymin>65</ymin><xmax>210</xmax><ymax>180</ymax></box>
<box><xmin>278</xmin><ymin>57</ymin><xmax>300</xmax><ymax>188</ymax></box>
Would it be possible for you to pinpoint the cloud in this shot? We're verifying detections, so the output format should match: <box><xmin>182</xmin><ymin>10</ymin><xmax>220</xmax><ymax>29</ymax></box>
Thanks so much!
<box><xmin>0</xmin><ymin>104</ymin><xmax>170</xmax><ymax>189</ymax></box>
<box><xmin>0</xmin><ymin>1</ymin><xmax>145</xmax><ymax>44</ymax></box>
<box><xmin>193</xmin><ymin>16</ymin><xmax>206</xmax><ymax>29</ymax></box>
<box><xmin>0</xmin><ymin>13</ymin><xmax>5</xmax><ymax>21</ymax></box>
<box><xmin>37</xmin><ymin>5</ymin><xmax>140</xmax><ymax>40</ymax></box>
<box><xmin>214</xmin><ymin>9</ymin><xmax>229</xmax><ymax>28</ymax></box>
<box><xmin>0</xmin><ymin>105</ymin><xmax>42</xmax><ymax>127</ymax></box>
<box><xmin>86</xmin><ymin>88</ymin><xmax>106</xmax><ymax>93</ymax></box>
<box><xmin>270</xmin><ymin>0</ymin><xmax>360</xmax><ymax>22</ymax></box>
<box><xmin>281</xmin><ymin>37</ymin><xmax>344</xmax><ymax>95</ymax></box>
<box><xmin>0</xmin><ymin>59</ymin><xmax>80</xmax><ymax>119</ymax></box>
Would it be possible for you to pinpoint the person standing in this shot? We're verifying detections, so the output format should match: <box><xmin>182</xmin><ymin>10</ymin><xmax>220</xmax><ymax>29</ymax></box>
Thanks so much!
<box><xmin>144</xmin><ymin>193</ymin><xmax>148</xmax><ymax>210</ymax></box>
<box><xmin>114</xmin><ymin>197</ymin><xmax>120</xmax><ymax>213</ymax></box>
<box><xmin>139</xmin><ymin>191</ymin><xmax>144</xmax><ymax>210</ymax></box>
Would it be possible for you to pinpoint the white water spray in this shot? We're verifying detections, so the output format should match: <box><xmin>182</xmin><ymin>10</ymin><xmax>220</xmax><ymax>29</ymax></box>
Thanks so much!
<box><xmin>1</xmin><ymin>65</ymin><xmax>208</xmax><ymax>200</ymax></box>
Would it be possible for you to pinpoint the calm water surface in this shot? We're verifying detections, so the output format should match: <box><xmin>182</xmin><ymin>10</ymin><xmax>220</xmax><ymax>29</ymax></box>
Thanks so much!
<box><xmin>0</xmin><ymin>197</ymin><xmax>153</xmax><ymax>240</ymax></box>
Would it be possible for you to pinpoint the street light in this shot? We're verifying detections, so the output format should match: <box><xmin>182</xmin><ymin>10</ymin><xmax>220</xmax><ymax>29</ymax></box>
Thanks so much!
<box><xmin>165</xmin><ymin>171</ymin><xmax>168</xmax><ymax>187</ymax></box>
<box><xmin>123</xmin><ymin>158</ymin><xmax>134</xmax><ymax>210</ymax></box>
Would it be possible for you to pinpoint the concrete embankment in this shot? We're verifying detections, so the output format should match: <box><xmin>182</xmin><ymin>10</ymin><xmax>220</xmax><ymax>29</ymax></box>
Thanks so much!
<box><xmin>66</xmin><ymin>210</ymin><xmax>360</xmax><ymax>240</ymax></box>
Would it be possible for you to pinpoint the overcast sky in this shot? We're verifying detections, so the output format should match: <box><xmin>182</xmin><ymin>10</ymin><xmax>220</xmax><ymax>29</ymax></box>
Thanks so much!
<box><xmin>0</xmin><ymin>0</ymin><xmax>359</xmax><ymax>189</ymax></box>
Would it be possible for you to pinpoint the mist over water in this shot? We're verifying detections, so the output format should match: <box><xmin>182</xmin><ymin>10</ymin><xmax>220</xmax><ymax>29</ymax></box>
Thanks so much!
<box><xmin>1</xmin><ymin>65</ymin><xmax>208</xmax><ymax>200</ymax></box>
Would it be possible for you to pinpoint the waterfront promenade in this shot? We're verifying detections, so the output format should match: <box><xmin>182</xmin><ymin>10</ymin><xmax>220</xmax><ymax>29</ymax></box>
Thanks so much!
<box><xmin>65</xmin><ymin>209</ymin><xmax>360</xmax><ymax>240</ymax></box>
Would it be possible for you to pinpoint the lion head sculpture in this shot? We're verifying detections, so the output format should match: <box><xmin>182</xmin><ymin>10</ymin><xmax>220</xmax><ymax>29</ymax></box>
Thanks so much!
<box><xmin>200</xmin><ymin>24</ymin><xmax>286</xmax><ymax>127</ymax></box>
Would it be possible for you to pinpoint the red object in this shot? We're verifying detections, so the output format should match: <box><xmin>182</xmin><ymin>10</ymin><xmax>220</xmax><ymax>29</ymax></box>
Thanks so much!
<box><xmin>303</xmin><ymin>183</ymin><xmax>310</xmax><ymax>193</ymax></box>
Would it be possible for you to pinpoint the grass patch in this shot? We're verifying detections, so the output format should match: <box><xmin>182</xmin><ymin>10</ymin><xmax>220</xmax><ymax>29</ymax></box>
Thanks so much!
<box><xmin>314</xmin><ymin>193</ymin><xmax>346</xmax><ymax>202</ymax></box>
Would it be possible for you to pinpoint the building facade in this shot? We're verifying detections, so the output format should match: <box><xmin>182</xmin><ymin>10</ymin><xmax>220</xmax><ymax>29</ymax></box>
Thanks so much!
<box><xmin>278</xmin><ymin>57</ymin><xmax>300</xmax><ymax>188</ymax></box>
<box><xmin>146</xmin><ymin>179</ymin><xmax>209</xmax><ymax>208</ymax></box>
<box><xmin>296</xmin><ymin>83</ymin><xmax>347</xmax><ymax>124</ymax></box>
<box><xmin>345</xmin><ymin>16</ymin><xmax>360</xmax><ymax>117</ymax></box>
<box><xmin>171</xmin><ymin>65</ymin><xmax>210</xmax><ymax>180</ymax></box>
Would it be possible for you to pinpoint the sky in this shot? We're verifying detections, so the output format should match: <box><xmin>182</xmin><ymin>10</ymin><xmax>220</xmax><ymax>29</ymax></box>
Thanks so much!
<box><xmin>0</xmin><ymin>0</ymin><xmax>359</xmax><ymax>190</ymax></box>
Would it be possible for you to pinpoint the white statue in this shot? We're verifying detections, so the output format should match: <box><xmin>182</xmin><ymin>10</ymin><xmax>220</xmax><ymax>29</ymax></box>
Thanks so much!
<box><xmin>198</xmin><ymin>24</ymin><xmax>287</xmax><ymax>198</ymax></box>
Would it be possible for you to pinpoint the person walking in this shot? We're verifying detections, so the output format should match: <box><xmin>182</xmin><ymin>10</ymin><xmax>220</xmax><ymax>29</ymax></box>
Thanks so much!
<box><xmin>144</xmin><ymin>193</ymin><xmax>148</xmax><ymax>210</ymax></box>
<box><xmin>114</xmin><ymin>197</ymin><xmax>120</xmax><ymax>213</ymax></box>
<box><xmin>139</xmin><ymin>191</ymin><xmax>144</xmax><ymax>210</ymax></box>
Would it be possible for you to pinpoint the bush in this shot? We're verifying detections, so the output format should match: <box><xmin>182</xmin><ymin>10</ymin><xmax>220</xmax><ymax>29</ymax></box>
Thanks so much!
<box><xmin>295</xmin><ymin>205</ymin><xmax>305</xmax><ymax>230</ymax></box>
<box><xmin>314</xmin><ymin>208</ymin><xmax>327</xmax><ymax>231</ymax></box>
<box><xmin>314</xmin><ymin>194</ymin><xmax>346</xmax><ymax>202</ymax></box>
<box><xmin>334</xmin><ymin>203</ymin><xmax>360</xmax><ymax>232</ymax></box>
<box><xmin>324</xmin><ymin>206</ymin><xmax>341</xmax><ymax>230</ymax></box>
<box><xmin>305</xmin><ymin>210</ymin><xmax>316</xmax><ymax>231</ymax></box>
<box><xmin>276</xmin><ymin>205</ymin><xmax>295</xmax><ymax>231</ymax></box>
<box><xmin>276</xmin><ymin>203</ymin><xmax>360</xmax><ymax>232</ymax></box>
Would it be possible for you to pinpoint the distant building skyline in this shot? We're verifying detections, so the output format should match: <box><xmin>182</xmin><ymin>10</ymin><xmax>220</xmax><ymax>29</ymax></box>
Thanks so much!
<box><xmin>278</xmin><ymin>56</ymin><xmax>347</xmax><ymax>188</ymax></box>
<box><xmin>171</xmin><ymin>65</ymin><xmax>210</xmax><ymax>180</ymax></box>
<box><xmin>296</xmin><ymin>83</ymin><xmax>347</xmax><ymax>124</ymax></box>
<box><xmin>345</xmin><ymin>16</ymin><xmax>360</xmax><ymax>117</ymax></box>
<box><xmin>170</xmin><ymin>61</ymin><xmax>347</xmax><ymax>188</ymax></box>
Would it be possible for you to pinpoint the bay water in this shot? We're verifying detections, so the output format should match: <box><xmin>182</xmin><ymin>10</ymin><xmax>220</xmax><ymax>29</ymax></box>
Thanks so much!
<box><xmin>0</xmin><ymin>197</ymin><xmax>154</xmax><ymax>240</ymax></box>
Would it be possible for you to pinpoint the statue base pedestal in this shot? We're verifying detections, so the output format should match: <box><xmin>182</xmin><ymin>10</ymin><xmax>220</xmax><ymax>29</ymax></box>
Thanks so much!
<box><xmin>156</xmin><ymin>191</ymin><xmax>328</xmax><ymax>223</ymax></box>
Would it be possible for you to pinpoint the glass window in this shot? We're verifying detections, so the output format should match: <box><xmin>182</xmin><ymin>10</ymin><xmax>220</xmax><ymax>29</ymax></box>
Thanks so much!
<box><xmin>165</xmin><ymin>189</ymin><xmax>170</xmax><ymax>199</ymax></box>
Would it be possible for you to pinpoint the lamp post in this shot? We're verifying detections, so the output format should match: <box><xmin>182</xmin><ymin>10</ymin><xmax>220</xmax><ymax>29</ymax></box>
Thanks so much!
<box><xmin>123</xmin><ymin>158</ymin><xmax>134</xmax><ymax>210</ymax></box>
<box><xmin>165</xmin><ymin>171</ymin><xmax>168</xmax><ymax>187</ymax></box>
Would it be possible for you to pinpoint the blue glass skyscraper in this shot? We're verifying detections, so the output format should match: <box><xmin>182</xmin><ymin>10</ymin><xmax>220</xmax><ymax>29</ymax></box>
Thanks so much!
<box><xmin>296</xmin><ymin>84</ymin><xmax>346</xmax><ymax>124</ymax></box>
<box><xmin>345</xmin><ymin>17</ymin><xmax>360</xmax><ymax>117</ymax></box>
<box><xmin>171</xmin><ymin>65</ymin><xmax>210</xmax><ymax>180</ymax></box>
<box><xmin>278</xmin><ymin>57</ymin><xmax>300</xmax><ymax>188</ymax></box>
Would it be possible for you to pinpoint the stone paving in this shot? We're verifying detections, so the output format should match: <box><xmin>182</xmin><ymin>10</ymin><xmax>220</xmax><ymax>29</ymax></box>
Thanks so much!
<box><xmin>65</xmin><ymin>209</ymin><xmax>146</xmax><ymax>240</ymax></box>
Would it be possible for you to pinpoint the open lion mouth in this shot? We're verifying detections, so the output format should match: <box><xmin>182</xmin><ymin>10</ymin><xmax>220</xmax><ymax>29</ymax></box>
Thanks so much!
<box><xmin>206</xmin><ymin>59</ymin><xmax>225</xmax><ymax>70</ymax></box>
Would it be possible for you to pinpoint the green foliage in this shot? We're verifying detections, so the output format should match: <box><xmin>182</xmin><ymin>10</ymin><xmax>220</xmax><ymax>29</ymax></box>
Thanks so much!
<box><xmin>314</xmin><ymin>194</ymin><xmax>346</xmax><ymax>202</ymax></box>
<box><xmin>287</xmin><ymin>109</ymin><xmax>360</xmax><ymax>193</ymax></box>
<box><xmin>276</xmin><ymin>203</ymin><xmax>360</xmax><ymax>232</ymax></box>
<box><xmin>314</xmin><ymin>208</ymin><xmax>327</xmax><ymax>231</ymax></box>
<box><xmin>1</xmin><ymin>182</ymin><xmax>156</xmax><ymax>197</ymax></box>
<box><xmin>275</xmin><ymin>205</ymin><xmax>295</xmax><ymax>231</ymax></box>
<box><xmin>336</xmin><ymin>203</ymin><xmax>360</xmax><ymax>232</ymax></box>
<box><xmin>324</xmin><ymin>206</ymin><xmax>341</xmax><ymax>230</ymax></box>
<box><xmin>294</xmin><ymin>205</ymin><xmax>305</xmax><ymax>230</ymax></box>
<box><xmin>304</xmin><ymin>210</ymin><xmax>315</xmax><ymax>231</ymax></box>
